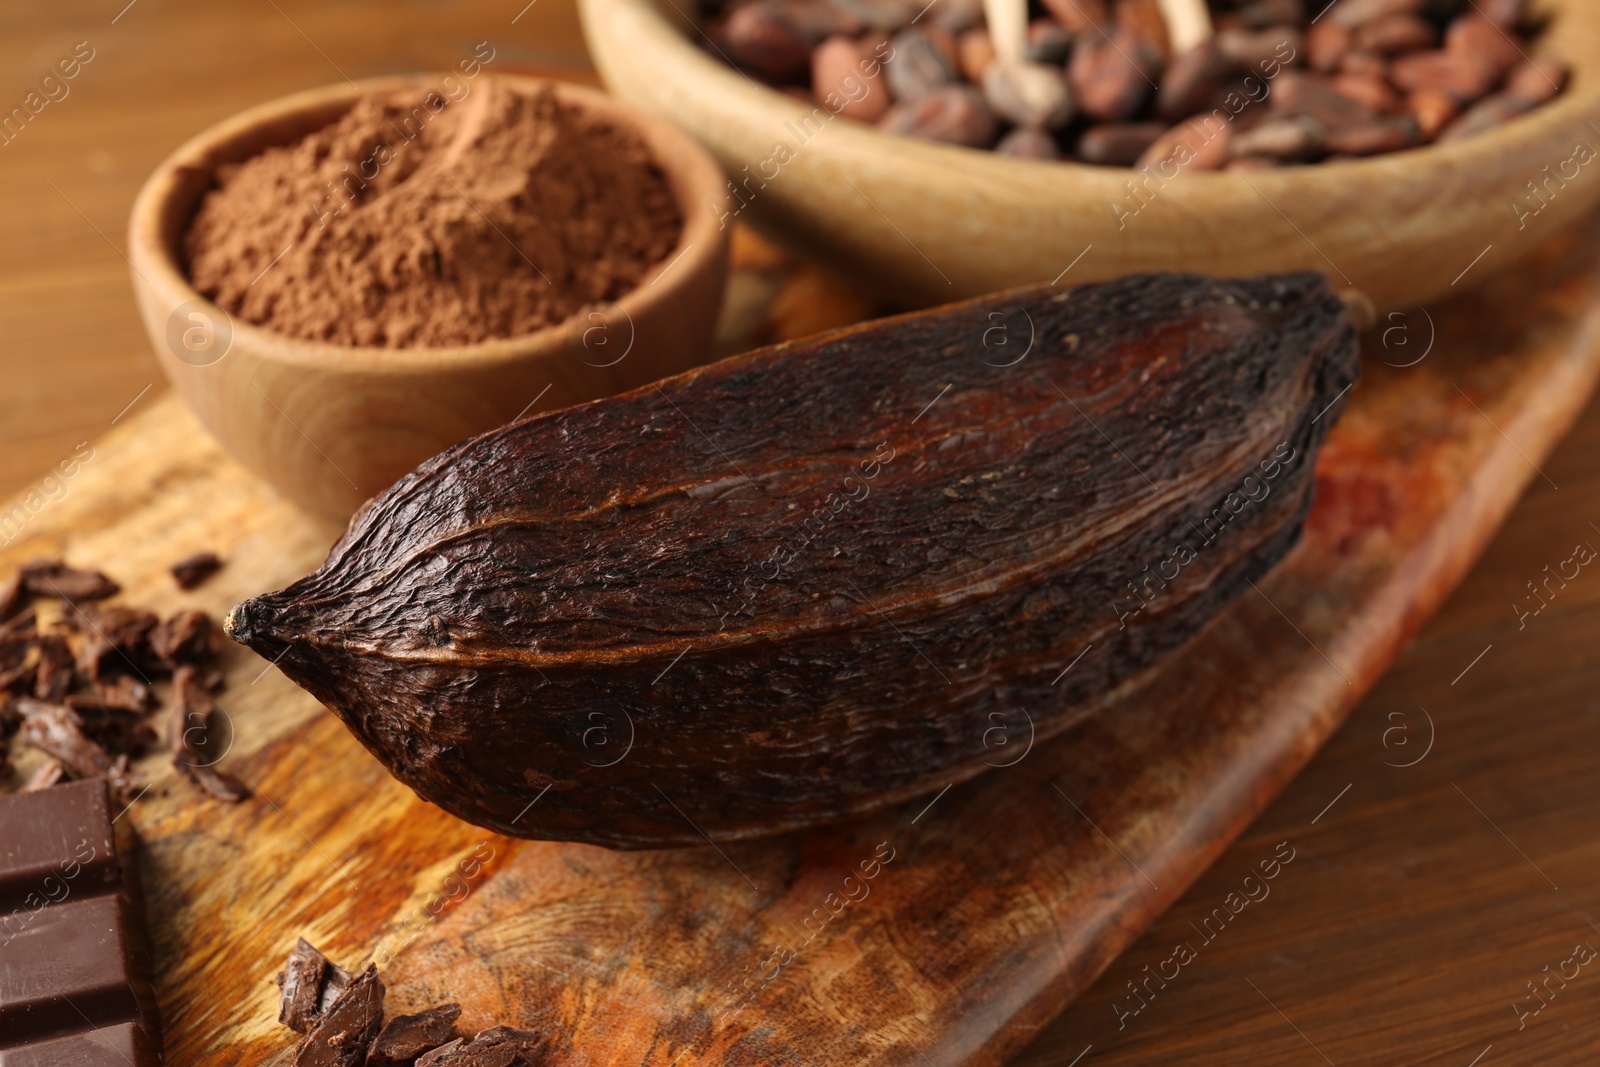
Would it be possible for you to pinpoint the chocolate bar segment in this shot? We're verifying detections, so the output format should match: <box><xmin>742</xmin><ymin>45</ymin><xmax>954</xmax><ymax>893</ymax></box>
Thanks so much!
<box><xmin>0</xmin><ymin>778</ymin><xmax>160</xmax><ymax>1063</ymax></box>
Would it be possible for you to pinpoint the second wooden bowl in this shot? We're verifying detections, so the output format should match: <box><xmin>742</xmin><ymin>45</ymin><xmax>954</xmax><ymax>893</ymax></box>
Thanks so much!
<box><xmin>580</xmin><ymin>0</ymin><xmax>1600</xmax><ymax>310</ymax></box>
<box><xmin>129</xmin><ymin>75</ymin><xmax>729</xmax><ymax>523</ymax></box>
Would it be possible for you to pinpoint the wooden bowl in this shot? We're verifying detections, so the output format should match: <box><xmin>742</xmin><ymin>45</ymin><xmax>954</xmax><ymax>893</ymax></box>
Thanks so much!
<box><xmin>128</xmin><ymin>74</ymin><xmax>729</xmax><ymax>523</ymax></box>
<box><xmin>579</xmin><ymin>0</ymin><xmax>1600</xmax><ymax>310</ymax></box>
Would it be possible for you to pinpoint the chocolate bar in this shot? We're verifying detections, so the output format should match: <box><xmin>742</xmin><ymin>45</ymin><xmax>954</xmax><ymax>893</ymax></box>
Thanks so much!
<box><xmin>0</xmin><ymin>777</ymin><xmax>161</xmax><ymax>1065</ymax></box>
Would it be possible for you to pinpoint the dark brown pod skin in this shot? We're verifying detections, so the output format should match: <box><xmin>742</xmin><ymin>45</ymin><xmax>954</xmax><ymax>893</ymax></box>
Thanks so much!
<box><xmin>226</xmin><ymin>273</ymin><xmax>1358</xmax><ymax>850</ymax></box>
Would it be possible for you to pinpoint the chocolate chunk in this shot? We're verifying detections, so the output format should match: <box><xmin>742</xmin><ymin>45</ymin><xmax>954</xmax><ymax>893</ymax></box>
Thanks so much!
<box><xmin>150</xmin><ymin>610</ymin><xmax>220</xmax><ymax>667</ymax></box>
<box><xmin>0</xmin><ymin>571</ymin><xmax>23</xmax><ymax>622</ymax></box>
<box><xmin>169</xmin><ymin>666</ymin><xmax>249</xmax><ymax>802</ymax></box>
<box><xmin>0</xmin><ymin>778</ymin><xmax>160</xmax><ymax>1062</ymax></box>
<box><xmin>19</xmin><ymin>703</ymin><xmax>139</xmax><ymax>797</ymax></box>
<box><xmin>65</xmin><ymin>693</ymin><xmax>158</xmax><ymax>756</ymax></box>
<box><xmin>74</xmin><ymin>605</ymin><xmax>159</xmax><ymax>682</ymax></box>
<box><xmin>0</xmin><ymin>1021</ymin><xmax>160</xmax><ymax>1065</ymax></box>
<box><xmin>415</xmin><ymin>1027</ymin><xmax>543</xmax><ymax>1067</ymax></box>
<box><xmin>366</xmin><ymin>1004</ymin><xmax>463</xmax><ymax>1067</ymax></box>
<box><xmin>19</xmin><ymin>560</ymin><xmax>120</xmax><ymax>604</ymax></box>
<box><xmin>278</xmin><ymin>938</ymin><xmax>333</xmax><ymax>1033</ymax></box>
<box><xmin>33</xmin><ymin>635</ymin><xmax>75</xmax><ymax>702</ymax></box>
<box><xmin>294</xmin><ymin>963</ymin><xmax>385</xmax><ymax>1067</ymax></box>
<box><xmin>170</xmin><ymin>551</ymin><xmax>223</xmax><ymax>590</ymax></box>
<box><xmin>320</xmin><ymin>961</ymin><xmax>354</xmax><ymax>1016</ymax></box>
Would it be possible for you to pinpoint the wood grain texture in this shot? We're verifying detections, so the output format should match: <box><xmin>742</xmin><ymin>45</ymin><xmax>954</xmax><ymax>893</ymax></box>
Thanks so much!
<box><xmin>580</xmin><ymin>0</ymin><xmax>1600</xmax><ymax>311</ymax></box>
<box><xmin>3</xmin><ymin>215</ymin><xmax>1599</xmax><ymax>1066</ymax></box>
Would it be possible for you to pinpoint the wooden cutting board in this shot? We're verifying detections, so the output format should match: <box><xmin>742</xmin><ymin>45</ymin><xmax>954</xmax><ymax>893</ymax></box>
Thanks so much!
<box><xmin>4</xmin><ymin>218</ymin><xmax>1600</xmax><ymax>1066</ymax></box>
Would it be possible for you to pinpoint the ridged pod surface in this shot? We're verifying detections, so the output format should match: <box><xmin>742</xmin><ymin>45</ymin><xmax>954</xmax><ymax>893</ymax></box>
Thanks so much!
<box><xmin>226</xmin><ymin>272</ymin><xmax>1358</xmax><ymax>849</ymax></box>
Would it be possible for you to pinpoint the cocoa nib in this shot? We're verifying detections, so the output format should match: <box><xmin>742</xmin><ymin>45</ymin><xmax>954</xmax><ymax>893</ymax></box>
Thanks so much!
<box><xmin>20</xmin><ymin>559</ymin><xmax>120</xmax><ymax>603</ymax></box>
<box><xmin>367</xmin><ymin>1004</ymin><xmax>463</xmax><ymax>1067</ymax></box>
<box><xmin>19</xmin><ymin>701</ymin><xmax>139</xmax><ymax>797</ymax></box>
<box><xmin>294</xmin><ymin>963</ymin><xmax>385</xmax><ymax>1067</ymax></box>
<box><xmin>74</xmin><ymin>604</ymin><xmax>160</xmax><ymax>681</ymax></box>
<box><xmin>150</xmin><ymin>610</ymin><xmax>221</xmax><ymax>667</ymax></box>
<box><xmin>229</xmin><ymin>272</ymin><xmax>1359</xmax><ymax>850</ymax></box>
<box><xmin>170</xmin><ymin>551</ymin><xmax>223</xmax><ymax>590</ymax></box>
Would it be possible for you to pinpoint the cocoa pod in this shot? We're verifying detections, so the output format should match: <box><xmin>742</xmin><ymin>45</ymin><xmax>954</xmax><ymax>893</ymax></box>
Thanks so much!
<box><xmin>994</xmin><ymin>126</ymin><xmax>1063</xmax><ymax>157</ymax></box>
<box><xmin>1077</xmin><ymin>120</ymin><xmax>1168</xmax><ymax>164</ymax></box>
<box><xmin>813</xmin><ymin>35</ymin><xmax>892</xmax><ymax>122</ymax></box>
<box><xmin>228</xmin><ymin>274</ymin><xmax>1358</xmax><ymax>849</ymax></box>
<box><xmin>885</xmin><ymin>25</ymin><xmax>958</xmax><ymax>100</ymax></box>
<box><xmin>982</xmin><ymin>60</ymin><xmax>1075</xmax><ymax>129</ymax></box>
<box><xmin>879</xmin><ymin>84</ymin><xmax>998</xmax><ymax>145</ymax></box>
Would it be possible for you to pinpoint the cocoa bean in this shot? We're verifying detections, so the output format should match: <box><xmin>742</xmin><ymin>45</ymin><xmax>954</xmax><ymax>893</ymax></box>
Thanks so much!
<box><xmin>1435</xmin><ymin>90</ymin><xmax>1533</xmax><ymax>141</ymax></box>
<box><xmin>1332</xmin><ymin>71</ymin><xmax>1402</xmax><ymax>112</ymax></box>
<box><xmin>724</xmin><ymin>1</ymin><xmax>815</xmax><ymax>82</ymax></box>
<box><xmin>1337</xmin><ymin>49</ymin><xmax>1388</xmax><ymax>79</ymax></box>
<box><xmin>1504</xmin><ymin>55</ymin><xmax>1568</xmax><ymax>105</ymax></box>
<box><xmin>1326</xmin><ymin>0</ymin><xmax>1426</xmax><ymax>31</ymax></box>
<box><xmin>956</xmin><ymin>26</ymin><xmax>996</xmax><ymax>82</ymax></box>
<box><xmin>1407</xmin><ymin>88</ymin><xmax>1460</xmax><ymax>139</ymax></box>
<box><xmin>1136</xmin><ymin>116</ymin><xmax>1233</xmax><ymax>171</ymax></box>
<box><xmin>926</xmin><ymin>0</ymin><xmax>985</xmax><ymax>34</ymax></box>
<box><xmin>1228</xmin><ymin>114</ymin><xmax>1323</xmax><ymax>159</ymax></box>
<box><xmin>1444</xmin><ymin>12</ymin><xmax>1523</xmax><ymax>76</ymax></box>
<box><xmin>1353</xmin><ymin>13</ymin><xmax>1437</xmax><ymax>54</ymax></box>
<box><xmin>1271</xmin><ymin>70</ymin><xmax>1377</xmax><ymax>129</ymax></box>
<box><xmin>1041</xmin><ymin>0</ymin><xmax>1108</xmax><ymax>34</ymax></box>
<box><xmin>995</xmin><ymin>126</ymin><xmax>1064</xmax><ymax>158</ymax></box>
<box><xmin>879</xmin><ymin>83</ymin><xmax>999</xmax><ymax>145</ymax></box>
<box><xmin>1389</xmin><ymin>48</ymin><xmax>1497</xmax><ymax>101</ymax></box>
<box><xmin>885</xmin><ymin>26</ymin><xmax>958</xmax><ymax>100</ymax></box>
<box><xmin>1115</xmin><ymin>0</ymin><xmax>1171</xmax><ymax>59</ymax></box>
<box><xmin>1026</xmin><ymin>18</ymin><xmax>1076</xmax><ymax>65</ymax></box>
<box><xmin>830</xmin><ymin>0</ymin><xmax>919</xmax><ymax>32</ymax></box>
<box><xmin>1306</xmin><ymin>20</ymin><xmax>1352</xmax><ymax>72</ymax></box>
<box><xmin>982</xmin><ymin>60</ymin><xmax>1074</xmax><ymax>129</ymax></box>
<box><xmin>1234</xmin><ymin>0</ymin><xmax>1306</xmax><ymax>30</ymax></box>
<box><xmin>1076</xmin><ymin>120</ymin><xmax>1168</xmax><ymax>164</ymax></box>
<box><xmin>1475</xmin><ymin>0</ymin><xmax>1524</xmax><ymax>29</ymax></box>
<box><xmin>1216</xmin><ymin>26</ymin><xmax>1305</xmax><ymax>71</ymax></box>
<box><xmin>1320</xmin><ymin>112</ymin><xmax>1420</xmax><ymax>153</ymax></box>
<box><xmin>1070</xmin><ymin>26</ymin><xmax>1156</xmax><ymax>121</ymax></box>
<box><xmin>813</xmin><ymin>35</ymin><xmax>893</xmax><ymax>122</ymax></box>
<box><xmin>1156</xmin><ymin>39</ymin><xmax>1231</xmax><ymax>121</ymax></box>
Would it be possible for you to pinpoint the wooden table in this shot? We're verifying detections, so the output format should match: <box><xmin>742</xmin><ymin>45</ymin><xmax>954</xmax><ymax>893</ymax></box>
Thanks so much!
<box><xmin>2</xmin><ymin>3</ymin><xmax>1597</xmax><ymax>1063</ymax></box>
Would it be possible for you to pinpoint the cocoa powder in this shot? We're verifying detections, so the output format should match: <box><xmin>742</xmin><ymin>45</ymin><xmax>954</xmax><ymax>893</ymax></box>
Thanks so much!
<box><xmin>185</xmin><ymin>77</ymin><xmax>682</xmax><ymax>348</ymax></box>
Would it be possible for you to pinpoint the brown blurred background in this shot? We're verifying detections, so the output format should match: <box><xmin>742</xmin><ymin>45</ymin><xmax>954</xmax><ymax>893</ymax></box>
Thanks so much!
<box><xmin>4</xmin><ymin>3</ymin><xmax>1600</xmax><ymax>1065</ymax></box>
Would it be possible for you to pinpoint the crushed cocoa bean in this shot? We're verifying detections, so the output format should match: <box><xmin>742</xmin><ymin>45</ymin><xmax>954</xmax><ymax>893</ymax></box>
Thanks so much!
<box><xmin>170</xmin><ymin>551</ymin><xmax>223</xmax><ymax>590</ymax></box>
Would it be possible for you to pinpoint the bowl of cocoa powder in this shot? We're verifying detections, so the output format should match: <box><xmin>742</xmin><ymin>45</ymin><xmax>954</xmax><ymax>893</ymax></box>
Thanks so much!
<box><xmin>580</xmin><ymin>0</ymin><xmax>1600</xmax><ymax>310</ymax></box>
<box><xmin>128</xmin><ymin>74</ymin><xmax>729</xmax><ymax>522</ymax></box>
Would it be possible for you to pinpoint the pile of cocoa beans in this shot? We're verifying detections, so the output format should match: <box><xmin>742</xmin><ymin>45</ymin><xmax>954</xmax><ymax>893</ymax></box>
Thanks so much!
<box><xmin>705</xmin><ymin>0</ymin><xmax>1568</xmax><ymax>167</ymax></box>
